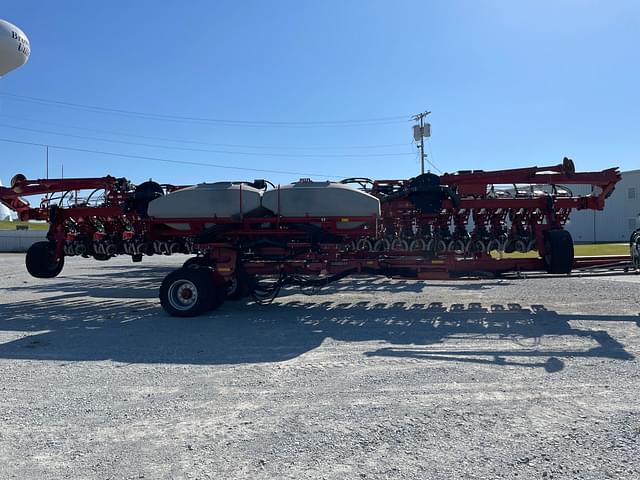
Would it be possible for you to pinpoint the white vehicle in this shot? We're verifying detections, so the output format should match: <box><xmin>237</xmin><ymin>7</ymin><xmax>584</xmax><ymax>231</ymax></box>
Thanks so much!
<box><xmin>0</xmin><ymin>18</ymin><xmax>30</xmax><ymax>76</ymax></box>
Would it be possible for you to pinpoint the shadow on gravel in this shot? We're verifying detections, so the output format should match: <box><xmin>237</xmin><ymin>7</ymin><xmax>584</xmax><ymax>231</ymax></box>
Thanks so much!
<box><xmin>0</xmin><ymin>266</ymin><xmax>637</xmax><ymax>371</ymax></box>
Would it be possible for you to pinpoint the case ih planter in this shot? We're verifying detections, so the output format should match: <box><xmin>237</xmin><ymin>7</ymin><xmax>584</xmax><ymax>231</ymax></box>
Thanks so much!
<box><xmin>1</xmin><ymin>158</ymin><xmax>634</xmax><ymax>317</ymax></box>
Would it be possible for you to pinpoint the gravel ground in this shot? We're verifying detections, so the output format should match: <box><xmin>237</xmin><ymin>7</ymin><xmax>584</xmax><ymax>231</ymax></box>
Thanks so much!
<box><xmin>0</xmin><ymin>253</ymin><xmax>639</xmax><ymax>479</ymax></box>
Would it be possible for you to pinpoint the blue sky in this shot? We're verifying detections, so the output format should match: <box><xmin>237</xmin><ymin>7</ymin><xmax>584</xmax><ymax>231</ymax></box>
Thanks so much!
<box><xmin>0</xmin><ymin>1</ymin><xmax>638</xmax><ymax>186</ymax></box>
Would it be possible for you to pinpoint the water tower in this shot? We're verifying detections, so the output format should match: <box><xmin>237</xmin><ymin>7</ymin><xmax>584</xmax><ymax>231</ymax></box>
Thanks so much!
<box><xmin>0</xmin><ymin>19</ymin><xmax>30</xmax><ymax>76</ymax></box>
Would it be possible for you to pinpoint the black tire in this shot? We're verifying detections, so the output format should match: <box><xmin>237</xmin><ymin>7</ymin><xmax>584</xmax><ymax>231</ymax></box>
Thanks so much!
<box><xmin>503</xmin><ymin>239</ymin><xmax>516</xmax><ymax>254</ymax></box>
<box><xmin>542</xmin><ymin>230</ymin><xmax>574</xmax><ymax>274</ymax></box>
<box><xmin>226</xmin><ymin>269</ymin><xmax>255</xmax><ymax>300</ymax></box>
<box><xmin>25</xmin><ymin>241</ymin><xmax>65</xmax><ymax>278</ymax></box>
<box><xmin>159</xmin><ymin>268</ymin><xmax>216</xmax><ymax>317</ymax></box>
<box><xmin>210</xmin><ymin>281</ymin><xmax>228</xmax><ymax>310</ymax></box>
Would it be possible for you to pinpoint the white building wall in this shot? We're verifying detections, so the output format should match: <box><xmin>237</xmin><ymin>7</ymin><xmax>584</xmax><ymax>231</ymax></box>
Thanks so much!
<box><xmin>565</xmin><ymin>170</ymin><xmax>640</xmax><ymax>243</ymax></box>
<box><xmin>0</xmin><ymin>230</ymin><xmax>47</xmax><ymax>252</ymax></box>
<box><xmin>564</xmin><ymin>184</ymin><xmax>595</xmax><ymax>243</ymax></box>
<box><xmin>594</xmin><ymin>169</ymin><xmax>640</xmax><ymax>242</ymax></box>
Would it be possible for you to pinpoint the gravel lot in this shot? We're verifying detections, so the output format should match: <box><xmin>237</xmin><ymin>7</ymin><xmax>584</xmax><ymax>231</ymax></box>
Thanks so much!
<box><xmin>0</xmin><ymin>253</ymin><xmax>639</xmax><ymax>479</ymax></box>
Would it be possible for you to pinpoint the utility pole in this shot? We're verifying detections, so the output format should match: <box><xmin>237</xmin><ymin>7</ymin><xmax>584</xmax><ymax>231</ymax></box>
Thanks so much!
<box><xmin>412</xmin><ymin>110</ymin><xmax>431</xmax><ymax>175</ymax></box>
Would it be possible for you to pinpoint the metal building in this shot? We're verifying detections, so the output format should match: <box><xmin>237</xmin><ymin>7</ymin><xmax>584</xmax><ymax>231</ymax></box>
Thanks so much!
<box><xmin>565</xmin><ymin>170</ymin><xmax>640</xmax><ymax>243</ymax></box>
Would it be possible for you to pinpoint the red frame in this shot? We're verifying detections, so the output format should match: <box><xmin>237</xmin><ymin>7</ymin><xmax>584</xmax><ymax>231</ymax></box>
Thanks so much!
<box><xmin>0</xmin><ymin>161</ymin><xmax>627</xmax><ymax>281</ymax></box>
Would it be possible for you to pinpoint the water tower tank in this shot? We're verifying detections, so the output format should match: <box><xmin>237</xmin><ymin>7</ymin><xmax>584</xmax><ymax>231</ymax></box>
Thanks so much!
<box><xmin>0</xmin><ymin>19</ymin><xmax>30</xmax><ymax>76</ymax></box>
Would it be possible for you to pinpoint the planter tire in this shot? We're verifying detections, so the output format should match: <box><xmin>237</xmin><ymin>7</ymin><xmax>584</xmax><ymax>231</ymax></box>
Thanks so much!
<box><xmin>25</xmin><ymin>241</ymin><xmax>64</xmax><ymax>278</ymax></box>
<box><xmin>159</xmin><ymin>268</ymin><xmax>216</xmax><ymax>317</ymax></box>
<box><xmin>542</xmin><ymin>230</ymin><xmax>574</xmax><ymax>274</ymax></box>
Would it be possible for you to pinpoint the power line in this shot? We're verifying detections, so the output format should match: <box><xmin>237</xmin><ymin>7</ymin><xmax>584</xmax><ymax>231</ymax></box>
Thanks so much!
<box><xmin>0</xmin><ymin>123</ymin><xmax>415</xmax><ymax>158</ymax></box>
<box><xmin>0</xmin><ymin>93</ymin><xmax>411</xmax><ymax>128</ymax></box>
<box><xmin>0</xmin><ymin>113</ymin><xmax>410</xmax><ymax>150</ymax></box>
<box><xmin>0</xmin><ymin>137</ymin><xmax>346</xmax><ymax>178</ymax></box>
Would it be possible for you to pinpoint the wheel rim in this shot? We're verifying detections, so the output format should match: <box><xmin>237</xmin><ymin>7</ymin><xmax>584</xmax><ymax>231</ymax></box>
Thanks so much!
<box><xmin>167</xmin><ymin>280</ymin><xmax>198</xmax><ymax>311</ymax></box>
